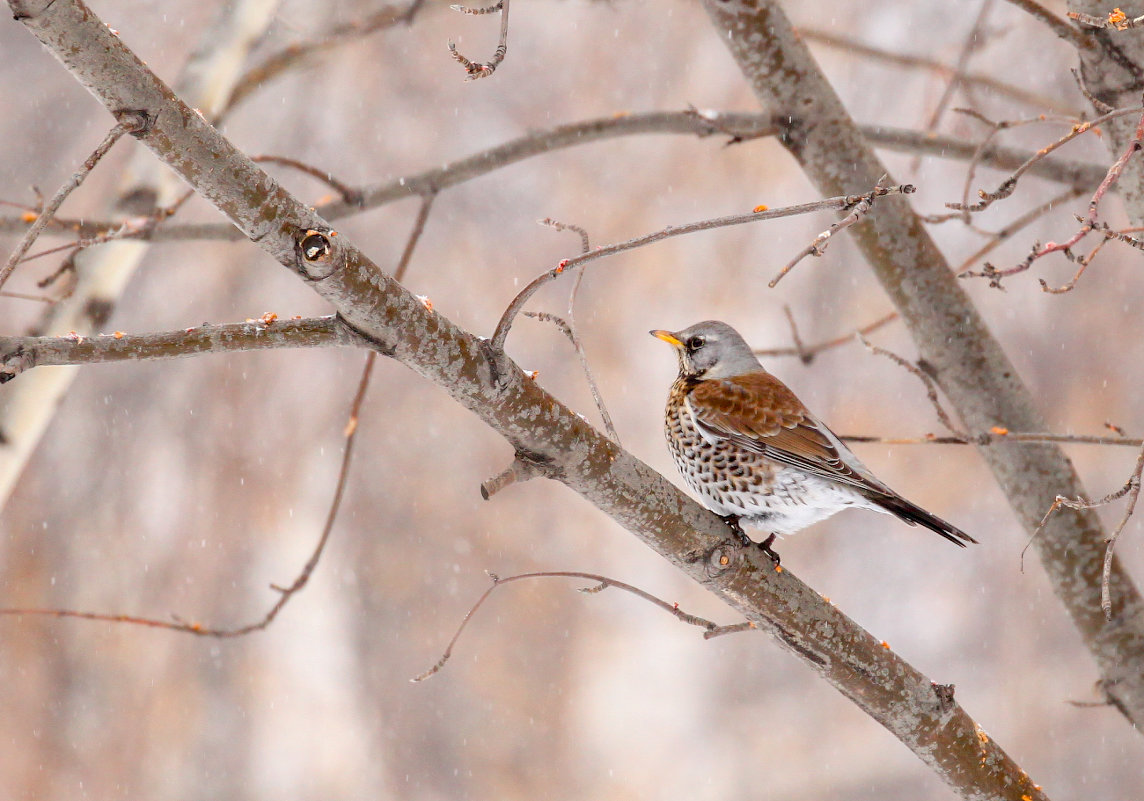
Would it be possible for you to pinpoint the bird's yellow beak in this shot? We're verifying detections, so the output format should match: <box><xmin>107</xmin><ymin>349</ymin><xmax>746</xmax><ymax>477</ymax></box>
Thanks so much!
<box><xmin>650</xmin><ymin>329</ymin><xmax>683</xmax><ymax>347</ymax></box>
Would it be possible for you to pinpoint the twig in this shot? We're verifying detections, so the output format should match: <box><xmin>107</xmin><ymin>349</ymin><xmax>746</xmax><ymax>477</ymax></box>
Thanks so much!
<box><xmin>954</xmin><ymin>186</ymin><xmax>1087</xmax><ymax>275</ymax></box>
<box><xmin>532</xmin><ymin>218</ymin><xmax>620</xmax><ymax>443</ymax></box>
<box><xmin>0</xmin><ymin>354</ymin><xmax>376</xmax><ymax>636</ymax></box>
<box><xmin>1069</xmin><ymin>7</ymin><xmax>1144</xmax><ymax>30</ymax></box>
<box><xmin>253</xmin><ymin>155</ymin><xmax>363</xmax><ymax>205</ymax></box>
<box><xmin>781</xmin><ymin>305</ymin><xmax>811</xmax><ymax>364</ymax></box>
<box><xmin>221</xmin><ymin>0</ymin><xmax>426</xmax><ymax>118</ymax></box>
<box><xmin>946</xmin><ymin>105</ymin><xmax>1143</xmax><ymax>213</ymax></box>
<box><xmin>754</xmin><ymin>311</ymin><xmax>898</xmax><ymax>363</ymax></box>
<box><xmin>1002</xmin><ymin>0</ymin><xmax>1096</xmax><ymax>49</ymax></box>
<box><xmin>17</xmin><ymin>189</ymin><xmax>195</xmax><ymax>269</ymax></box>
<box><xmin>963</xmin><ymin>108</ymin><xmax>1144</xmax><ymax>288</ymax></box>
<box><xmin>0</xmin><ymin>115</ymin><xmax>144</xmax><ymax>291</ymax></box>
<box><xmin>912</xmin><ymin>0</ymin><xmax>994</xmax><ymax>172</ymax></box>
<box><xmin>489</xmin><ymin>185</ymin><xmax>915</xmax><ymax>355</ymax></box>
<box><xmin>841</xmin><ymin>431</ymin><xmax>1144</xmax><ymax>447</ymax></box>
<box><xmin>394</xmin><ymin>191</ymin><xmax>437</xmax><ymax>282</ymax></box>
<box><xmin>858</xmin><ymin>335</ymin><xmax>967</xmax><ymax>438</ymax></box>
<box><xmin>412</xmin><ymin>570</ymin><xmax>755</xmax><ymax>681</ymax></box>
<box><xmin>1020</xmin><ymin>442</ymin><xmax>1144</xmax><ymax>621</ymax></box>
<box><xmin>448</xmin><ymin>0</ymin><xmax>509</xmax><ymax>80</ymax></box>
<box><xmin>480</xmin><ymin>453</ymin><xmax>543</xmax><ymax>499</ymax></box>
<box><xmin>798</xmin><ymin>28</ymin><xmax>1078</xmax><ymax>115</ymax></box>
<box><xmin>1102</xmin><ymin>445</ymin><xmax>1144</xmax><ymax>619</ymax></box>
<box><xmin>1070</xmin><ymin>67</ymin><xmax>1114</xmax><ymax>115</ymax></box>
<box><xmin>769</xmin><ymin>179</ymin><xmax>912</xmax><ymax>287</ymax></box>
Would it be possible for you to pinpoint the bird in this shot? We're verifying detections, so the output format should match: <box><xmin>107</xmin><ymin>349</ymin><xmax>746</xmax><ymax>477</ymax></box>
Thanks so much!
<box><xmin>650</xmin><ymin>320</ymin><xmax>976</xmax><ymax>560</ymax></box>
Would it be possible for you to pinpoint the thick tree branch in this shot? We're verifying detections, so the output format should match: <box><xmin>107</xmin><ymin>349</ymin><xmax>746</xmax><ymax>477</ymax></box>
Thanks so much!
<box><xmin>704</xmin><ymin>0</ymin><xmax>1144</xmax><ymax>744</ymax></box>
<box><xmin>7</xmin><ymin>1</ymin><xmax>1043</xmax><ymax>797</ymax></box>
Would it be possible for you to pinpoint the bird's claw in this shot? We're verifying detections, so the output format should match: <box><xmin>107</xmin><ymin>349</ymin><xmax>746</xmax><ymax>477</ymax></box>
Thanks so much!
<box><xmin>757</xmin><ymin>532</ymin><xmax>781</xmax><ymax>566</ymax></box>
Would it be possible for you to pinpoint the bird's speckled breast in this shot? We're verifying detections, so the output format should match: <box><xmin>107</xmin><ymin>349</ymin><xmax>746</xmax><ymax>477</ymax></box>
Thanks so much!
<box><xmin>664</xmin><ymin>376</ymin><xmax>867</xmax><ymax>535</ymax></box>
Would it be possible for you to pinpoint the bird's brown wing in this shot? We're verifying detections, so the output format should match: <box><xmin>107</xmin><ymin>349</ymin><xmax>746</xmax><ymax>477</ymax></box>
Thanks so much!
<box><xmin>686</xmin><ymin>372</ymin><xmax>887</xmax><ymax>494</ymax></box>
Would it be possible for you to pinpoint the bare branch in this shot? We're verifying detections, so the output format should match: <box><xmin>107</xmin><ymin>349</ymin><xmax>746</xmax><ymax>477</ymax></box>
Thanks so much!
<box><xmin>857</xmin><ymin>336</ymin><xmax>968</xmax><ymax>438</ymax></box>
<box><xmin>754</xmin><ymin>310</ymin><xmax>899</xmax><ymax>363</ymax></box>
<box><xmin>221</xmin><ymin>0</ymin><xmax>426</xmax><ymax>117</ymax></box>
<box><xmin>0</xmin><ymin>353</ymin><xmax>377</xmax><ymax>637</ymax></box>
<box><xmin>0</xmin><ymin>317</ymin><xmax>351</xmax><ymax>381</ymax></box>
<box><xmin>1021</xmin><ymin>442</ymin><xmax>1144</xmax><ymax>622</ymax></box>
<box><xmin>531</xmin><ymin>218</ymin><xmax>621</xmax><ymax>444</ymax></box>
<box><xmin>491</xmin><ymin>184</ymin><xmax>915</xmax><ymax>354</ymax></box>
<box><xmin>799</xmin><ymin>28</ymin><xmax>1078</xmax><ymax>115</ymax></box>
<box><xmin>1002</xmin><ymin>0</ymin><xmax>1096</xmax><ymax>49</ymax></box>
<box><xmin>1069</xmin><ymin>7</ymin><xmax>1144</xmax><ymax>31</ymax></box>
<box><xmin>412</xmin><ymin>570</ymin><xmax>755</xmax><ymax>682</ymax></box>
<box><xmin>0</xmin><ymin>116</ymin><xmax>142</xmax><ymax>291</ymax></box>
<box><xmin>448</xmin><ymin>0</ymin><xmax>509</xmax><ymax>80</ymax></box>
<box><xmin>769</xmin><ymin>180</ymin><xmax>912</xmax><ymax>287</ymax></box>
<box><xmin>946</xmin><ymin>105</ymin><xmax>1144</xmax><ymax>213</ymax></box>
<box><xmin>0</xmin><ymin>115</ymin><xmax>1109</xmax><ymax>244</ymax></box>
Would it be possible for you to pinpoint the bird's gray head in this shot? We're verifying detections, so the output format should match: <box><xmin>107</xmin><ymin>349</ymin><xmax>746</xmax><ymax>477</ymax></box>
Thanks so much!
<box><xmin>650</xmin><ymin>320</ymin><xmax>762</xmax><ymax>379</ymax></box>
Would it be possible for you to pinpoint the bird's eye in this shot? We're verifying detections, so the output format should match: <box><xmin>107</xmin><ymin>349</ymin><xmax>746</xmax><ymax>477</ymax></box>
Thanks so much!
<box><xmin>686</xmin><ymin>335</ymin><xmax>706</xmax><ymax>350</ymax></box>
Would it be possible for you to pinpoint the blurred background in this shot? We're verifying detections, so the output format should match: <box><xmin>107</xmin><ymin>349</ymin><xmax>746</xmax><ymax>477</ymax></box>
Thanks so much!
<box><xmin>1</xmin><ymin>0</ymin><xmax>1142</xmax><ymax>798</ymax></box>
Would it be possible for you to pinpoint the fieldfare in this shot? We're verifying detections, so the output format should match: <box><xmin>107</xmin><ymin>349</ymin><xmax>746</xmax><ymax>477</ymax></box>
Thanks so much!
<box><xmin>651</xmin><ymin>320</ymin><xmax>976</xmax><ymax>557</ymax></box>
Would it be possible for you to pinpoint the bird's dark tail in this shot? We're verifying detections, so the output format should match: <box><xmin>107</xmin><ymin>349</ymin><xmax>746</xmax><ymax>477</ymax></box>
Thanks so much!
<box><xmin>874</xmin><ymin>493</ymin><xmax>978</xmax><ymax>547</ymax></box>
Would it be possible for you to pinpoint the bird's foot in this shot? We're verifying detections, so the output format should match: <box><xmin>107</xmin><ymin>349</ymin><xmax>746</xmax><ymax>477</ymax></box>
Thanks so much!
<box><xmin>720</xmin><ymin>515</ymin><xmax>781</xmax><ymax>565</ymax></box>
<box><xmin>757</xmin><ymin>532</ymin><xmax>781</xmax><ymax>566</ymax></box>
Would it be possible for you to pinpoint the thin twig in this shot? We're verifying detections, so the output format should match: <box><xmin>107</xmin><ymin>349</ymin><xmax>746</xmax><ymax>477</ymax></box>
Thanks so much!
<box><xmin>1069</xmin><ymin>7</ymin><xmax>1144</xmax><ymax>31</ymax></box>
<box><xmin>17</xmin><ymin>190</ymin><xmax>195</xmax><ymax>269</ymax></box>
<box><xmin>411</xmin><ymin>570</ymin><xmax>756</xmax><ymax>681</ymax></box>
<box><xmin>954</xmin><ymin>186</ymin><xmax>1087</xmax><ymax>275</ymax></box>
<box><xmin>947</xmin><ymin>106</ymin><xmax>1144</xmax><ymax>214</ymax></box>
<box><xmin>1002</xmin><ymin>0</ymin><xmax>1096</xmax><ymax>49</ymax></box>
<box><xmin>1102</xmin><ymin>445</ymin><xmax>1144</xmax><ymax>619</ymax></box>
<box><xmin>753</xmin><ymin>311</ymin><xmax>899</xmax><ymax>363</ymax></box>
<box><xmin>394</xmin><ymin>192</ymin><xmax>437</xmax><ymax>282</ymax></box>
<box><xmin>488</xmin><ymin>184</ymin><xmax>914</xmax><ymax>354</ymax></box>
<box><xmin>769</xmin><ymin>180</ymin><xmax>912</xmax><ymax>287</ymax></box>
<box><xmin>0</xmin><ymin>114</ymin><xmax>1110</xmax><ymax>244</ymax></box>
<box><xmin>254</xmin><ymin>155</ymin><xmax>363</xmax><ymax>205</ymax></box>
<box><xmin>221</xmin><ymin>0</ymin><xmax>426</xmax><ymax>118</ymax></box>
<box><xmin>448</xmin><ymin>0</ymin><xmax>509</xmax><ymax>80</ymax></box>
<box><xmin>912</xmin><ymin>0</ymin><xmax>994</xmax><ymax>173</ymax></box>
<box><xmin>963</xmin><ymin>108</ymin><xmax>1144</xmax><ymax>288</ymax></box>
<box><xmin>0</xmin><ymin>355</ymin><xmax>377</xmax><ymax>636</ymax></box>
<box><xmin>858</xmin><ymin>335</ymin><xmax>967</xmax><ymax>438</ymax></box>
<box><xmin>533</xmin><ymin>218</ymin><xmax>620</xmax><ymax>443</ymax></box>
<box><xmin>781</xmin><ymin>305</ymin><xmax>811</xmax><ymax>364</ymax></box>
<box><xmin>1019</xmin><ymin>442</ymin><xmax>1144</xmax><ymax>620</ymax></box>
<box><xmin>798</xmin><ymin>28</ymin><xmax>1077</xmax><ymax>115</ymax></box>
<box><xmin>947</xmin><ymin>104</ymin><xmax>1144</xmax><ymax>213</ymax></box>
<box><xmin>0</xmin><ymin>116</ymin><xmax>143</xmax><ymax>291</ymax></box>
